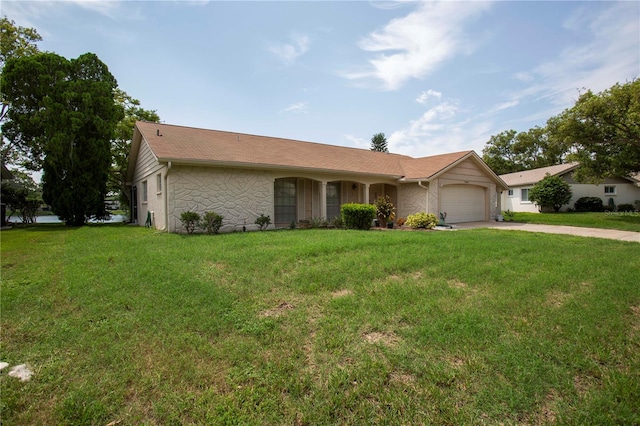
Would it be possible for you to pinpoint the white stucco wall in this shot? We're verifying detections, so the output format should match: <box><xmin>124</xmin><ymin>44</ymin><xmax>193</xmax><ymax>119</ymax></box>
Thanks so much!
<box><xmin>502</xmin><ymin>186</ymin><xmax>538</xmax><ymax>213</ymax></box>
<box><xmin>167</xmin><ymin>166</ymin><xmax>274</xmax><ymax>233</ymax></box>
<box><xmin>570</xmin><ymin>183</ymin><xmax>640</xmax><ymax>208</ymax></box>
<box><xmin>502</xmin><ymin>182</ymin><xmax>640</xmax><ymax>213</ymax></box>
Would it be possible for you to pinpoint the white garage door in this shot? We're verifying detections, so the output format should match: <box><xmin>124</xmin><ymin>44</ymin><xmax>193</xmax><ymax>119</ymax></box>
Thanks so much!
<box><xmin>440</xmin><ymin>185</ymin><xmax>486</xmax><ymax>223</ymax></box>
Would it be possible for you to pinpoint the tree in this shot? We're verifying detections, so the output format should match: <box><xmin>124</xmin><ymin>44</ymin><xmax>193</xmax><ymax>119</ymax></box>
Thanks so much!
<box><xmin>482</xmin><ymin>127</ymin><xmax>567</xmax><ymax>175</ymax></box>
<box><xmin>551</xmin><ymin>79</ymin><xmax>640</xmax><ymax>182</ymax></box>
<box><xmin>111</xmin><ymin>89</ymin><xmax>160</xmax><ymax>210</ymax></box>
<box><xmin>482</xmin><ymin>130</ymin><xmax>520</xmax><ymax>175</ymax></box>
<box><xmin>528</xmin><ymin>174</ymin><xmax>572</xmax><ymax>212</ymax></box>
<box><xmin>1</xmin><ymin>17</ymin><xmax>42</xmax><ymax>166</ymax></box>
<box><xmin>0</xmin><ymin>169</ymin><xmax>42</xmax><ymax>223</ymax></box>
<box><xmin>370</xmin><ymin>132</ymin><xmax>388</xmax><ymax>152</ymax></box>
<box><xmin>2</xmin><ymin>52</ymin><xmax>123</xmax><ymax>225</ymax></box>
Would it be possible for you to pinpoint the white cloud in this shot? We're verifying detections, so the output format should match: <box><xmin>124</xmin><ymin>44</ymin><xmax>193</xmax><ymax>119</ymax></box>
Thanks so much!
<box><xmin>77</xmin><ymin>1</ymin><xmax>119</xmax><ymax>15</ymax></box>
<box><xmin>415</xmin><ymin>89</ymin><xmax>442</xmax><ymax>104</ymax></box>
<box><xmin>267</xmin><ymin>33</ymin><xmax>310</xmax><ymax>65</ymax></box>
<box><xmin>512</xmin><ymin>2</ymin><xmax>639</xmax><ymax>109</ymax></box>
<box><xmin>344</xmin><ymin>1</ymin><xmax>492</xmax><ymax>90</ymax></box>
<box><xmin>281</xmin><ymin>102</ymin><xmax>309</xmax><ymax>114</ymax></box>
<box><xmin>487</xmin><ymin>99</ymin><xmax>520</xmax><ymax>114</ymax></box>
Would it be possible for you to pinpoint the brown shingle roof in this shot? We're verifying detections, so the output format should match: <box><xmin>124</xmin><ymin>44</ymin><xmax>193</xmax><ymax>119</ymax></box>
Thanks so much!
<box><xmin>499</xmin><ymin>163</ymin><xmax>579</xmax><ymax>186</ymax></box>
<box><xmin>132</xmin><ymin>121</ymin><xmax>503</xmax><ymax>185</ymax></box>
<box><xmin>138</xmin><ymin>121</ymin><xmax>409</xmax><ymax>177</ymax></box>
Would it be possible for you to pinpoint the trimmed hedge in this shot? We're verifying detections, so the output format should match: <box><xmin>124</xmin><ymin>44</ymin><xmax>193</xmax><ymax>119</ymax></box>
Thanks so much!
<box><xmin>341</xmin><ymin>203</ymin><xmax>376</xmax><ymax>230</ymax></box>
<box><xmin>574</xmin><ymin>197</ymin><xmax>604</xmax><ymax>212</ymax></box>
<box><xmin>617</xmin><ymin>203</ymin><xmax>635</xmax><ymax>212</ymax></box>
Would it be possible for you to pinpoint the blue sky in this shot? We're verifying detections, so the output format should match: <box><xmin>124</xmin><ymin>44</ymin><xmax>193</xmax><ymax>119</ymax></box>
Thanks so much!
<box><xmin>4</xmin><ymin>0</ymin><xmax>639</xmax><ymax>158</ymax></box>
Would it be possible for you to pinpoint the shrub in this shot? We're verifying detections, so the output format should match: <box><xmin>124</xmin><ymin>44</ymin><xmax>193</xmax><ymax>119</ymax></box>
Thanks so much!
<box><xmin>330</xmin><ymin>216</ymin><xmax>344</xmax><ymax>228</ymax></box>
<box><xmin>201</xmin><ymin>211</ymin><xmax>223</xmax><ymax>234</ymax></box>
<box><xmin>617</xmin><ymin>203</ymin><xmax>635</xmax><ymax>212</ymax></box>
<box><xmin>373</xmin><ymin>195</ymin><xmax>396</xmax><ymax>227</ymax></box>
<box><xmin>310</xmin><ymin>216</ymin><xmax>328</xmax><ymax>228</ymax></box>
<box><xmin>406</xmin><ymin>212</ymin><xmax>438</xmax><ymax>229</ymax></box>
<box><xmin>341</xmin><ymin>203</ymin><xmax>376</xmax><ymax>230</ymax></box>
<box><xmin>502</xmin><ymin>210</ymin><xmax>516</xmax><ymax>221</ymax></box>
<box><xmin>255</xmin><ymin>214</ymin><xmax>271</xmax><ymax>231</ymax></box>
<box><xmin>529</xmin><ymin>174</ymin><xmax>572</xmax><ymax>212</ymax></box>
<box><xmin>574</xmin><ymin>197</ymin><xmax>604</xmax><ymax>212</ymax></box>
<box><xmin>180</xmin><ymin>211</ymin><xmax>200</xmax><ymax>234</ymax></box>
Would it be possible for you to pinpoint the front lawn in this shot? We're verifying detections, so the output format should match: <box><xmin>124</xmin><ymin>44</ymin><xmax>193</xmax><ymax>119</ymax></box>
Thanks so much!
<box><xmin>1</xmin><ymin>225</ymin><xmax>639</xmax><ymax>424</ymax></box>
<box><xmin>508</xmin><ymin>211</ymin><xmax>640</xmax><ymax>232</ymax></box>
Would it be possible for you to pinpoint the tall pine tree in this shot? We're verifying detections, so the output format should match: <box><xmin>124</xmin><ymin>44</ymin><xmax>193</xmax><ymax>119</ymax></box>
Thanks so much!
<box><xmin>370</xmin><ymin>132</ymin><xmax>388</xmax><ymax>152</ymax></box>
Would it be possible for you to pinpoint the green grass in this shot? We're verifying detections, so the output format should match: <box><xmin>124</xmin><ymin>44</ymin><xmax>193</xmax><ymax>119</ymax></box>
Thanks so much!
<box><xmin>509</xmin><ymin>211</ymin><xmax>640</xmax><ymax>232</ymax></box>
<box><xmin>2</xmin><ymin>225</ymin><xmax>639</xmax><ymax>425</ymax></box>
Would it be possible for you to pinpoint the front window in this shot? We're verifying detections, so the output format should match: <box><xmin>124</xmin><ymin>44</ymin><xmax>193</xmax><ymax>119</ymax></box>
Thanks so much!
<box><xmin>275</xmin><ymin>178</ymin><xmax>296</xmax><ymax>224</ymax></box>
<box><xmin>142</xmin><ymin>181</ymin><xmax>148</xmax><ymax>202</ymax></box>
<box><xmin>521</xmin><ymin>188</ymin><xmax>530</xmax><ymax>202</ymax></box>
<box><xmin>326</xmin><ymin>182</ymin><xmax>341</xmax><ymax>220</ymax></box>
<box><xmin>157</xmin><ymin>173</ymin><xmax>162</xmax><ymax>193</ymax></box>
<box><xmin>604</xmin><ymin>185</ymin><xmax>616</xmax><ymax>195</ymax></box>
<box><xmin>507</xmin><ymin>189</ymin><xmax>514</xmax><ymax>197</ymax></box>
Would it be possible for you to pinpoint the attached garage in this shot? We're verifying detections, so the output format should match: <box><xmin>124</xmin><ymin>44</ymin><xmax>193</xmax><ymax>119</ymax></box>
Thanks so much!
<box><xmin>440</xmin><ymin>184</ymin><xmax>486</xmax><ymax>223</ymax></box>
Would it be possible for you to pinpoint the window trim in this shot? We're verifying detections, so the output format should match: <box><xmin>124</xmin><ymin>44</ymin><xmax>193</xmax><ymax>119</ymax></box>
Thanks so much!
<box><xmin>142</xmin><ymin>180</ymin><xmax>148</xmax><ymax>203</ymax></box>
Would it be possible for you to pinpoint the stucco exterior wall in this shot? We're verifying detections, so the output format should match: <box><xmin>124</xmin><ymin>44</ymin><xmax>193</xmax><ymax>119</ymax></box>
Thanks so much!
<box><xmin>502</xmin><ymin>181</ymin><xmax>640</xmax><ymax>213</ymax></box>
<box><xmin>569</xmin><ymin>183</ymin><xmax>640</xmax><ymax>208</ymax></box>
<box><xmin>168</xmin><ymin>166</ymin><xmax>274</xmax><ymax>233</ymax></box>
<box><xmin>397</xmin><ymin>183</ymin><xmax>428</xmax><ymax>219</ymax></box>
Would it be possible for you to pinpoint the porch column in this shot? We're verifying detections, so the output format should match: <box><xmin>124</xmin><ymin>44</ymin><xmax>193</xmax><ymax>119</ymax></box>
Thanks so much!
<box><xmin>364</xmin><ymin>184</ymin><xmax>370</xmax><ymax>204</ymax></box>
<box><xmin>320</xmin><ymin>181</ymin><xmax>327</xmax><ymax>219</ymax></box>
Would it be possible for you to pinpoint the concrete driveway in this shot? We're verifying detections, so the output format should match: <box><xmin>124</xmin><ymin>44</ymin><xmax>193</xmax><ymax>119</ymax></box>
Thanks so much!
<box><xmin>448</xmin><ymin>221</ymin><xmax>640</xmax><ymax>243</ymax></box>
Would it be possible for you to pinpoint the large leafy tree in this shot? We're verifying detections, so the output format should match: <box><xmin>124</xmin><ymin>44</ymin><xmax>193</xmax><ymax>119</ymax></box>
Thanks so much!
<box><xmin>1</xmin><ymin>17</ymin><xmax>42</xmax><ymax>166</ymax></box>
<box><xmin>482</xmin><ymin>130</ymin><xmax>520</xmax><ymax>175</ymax></box>
<box><xmin>370</xmin><ymin>132</ymin><xmax>388</xmax><ymax>152</ymax></box>
<box><xmin>482</xmin><ymin>127</ymin><xmax>566</xmax><ymax>175</ymax></box>
<box><xmin>528</xmin><ymin>174</ymin><xmax>572</xmax><ymax>212</ymax></box>
<box><xmin>2</xmin><ymin>52</ymin><xmax>123</xmax><ymax>225</ymax></box>
<box><xmin>111</xmin><ymin>89</ymin><xmax>160</xmax><ymax>209</ymax></box>
<box><xmin>552</xmin><ymin>79</ymin><xmax>640</xmax><ymax>182</ymax></box>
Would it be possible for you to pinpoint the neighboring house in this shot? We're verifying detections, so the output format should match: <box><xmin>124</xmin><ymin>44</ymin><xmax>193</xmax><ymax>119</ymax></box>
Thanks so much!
<box><xmin>126</xmin><ymin>121</ymin><xmax>508</xmax><ymax>232</ymax></box>
<box><xmin>500</xmin><ymin>163</ymin><xmax>640</xmax><ymax>213</ymax></box>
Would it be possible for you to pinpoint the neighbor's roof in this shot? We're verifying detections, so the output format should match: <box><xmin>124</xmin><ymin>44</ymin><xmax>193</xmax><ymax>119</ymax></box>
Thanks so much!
<box><xmin>1</xmin><ymin>163</ymin><xmax>14</xmax><ymax>180</ymax></box>
<box><xmin>128</xmin><ymin>121</ymin><xmax>506</xmax><ymax>187</ymax></box>
<box><xmin>499</xmin><ymin>163</ymin><xmax>579</xmax><ymax>187</ymax></box>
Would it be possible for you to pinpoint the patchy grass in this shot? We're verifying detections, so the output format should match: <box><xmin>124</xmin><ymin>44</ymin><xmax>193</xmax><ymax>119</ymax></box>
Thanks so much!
<box><xmin>510</xmin><ymin>211</ymin><xmax>640</xmax><ymax>232</ymax></box>
<box><xmin>1</xmin><ymin>225</ymin><xmax>639</xmax><ymax>425</ymax></box>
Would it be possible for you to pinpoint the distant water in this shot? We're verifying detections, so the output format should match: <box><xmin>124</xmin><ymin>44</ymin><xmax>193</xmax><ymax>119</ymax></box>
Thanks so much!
<box><xmin>8</xmin><ymin>215</ymin><xmax>128</xmax><ymax>224</ymax></box>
